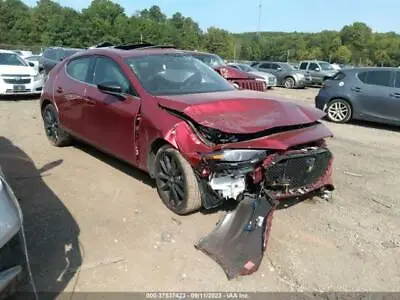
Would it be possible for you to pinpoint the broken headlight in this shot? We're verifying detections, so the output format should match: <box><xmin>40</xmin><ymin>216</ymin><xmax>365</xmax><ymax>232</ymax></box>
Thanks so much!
<box><xmin>203</xmin><ymin>149</ymin><xmax>267</xmax><ymax>163</ymax></box>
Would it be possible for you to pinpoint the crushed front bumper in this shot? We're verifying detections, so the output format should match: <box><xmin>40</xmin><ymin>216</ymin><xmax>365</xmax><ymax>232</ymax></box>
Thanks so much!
<box><xmin>195</xmin><ymin>146</ymin><xmax>334</xmax><ymax>279</ymax></box>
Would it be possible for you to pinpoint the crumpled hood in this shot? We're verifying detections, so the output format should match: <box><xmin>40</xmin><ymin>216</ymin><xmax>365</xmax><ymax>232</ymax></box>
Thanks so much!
<box><xmin>0</xmin><ymin>65</ymin><xmax>37</xmax><ymax>76</ymax></box>
<box><xmin>157</xmin><ymin>90</ymin><xmax>326</xmax><ymax>134</ymax></box>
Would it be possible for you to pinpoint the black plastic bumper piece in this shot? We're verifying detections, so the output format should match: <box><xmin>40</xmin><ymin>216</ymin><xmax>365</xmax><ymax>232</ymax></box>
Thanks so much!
<box><xmin>195</xmin><ymin>193</ymin><xmax>277</xmax><ymax>280</ymax></box>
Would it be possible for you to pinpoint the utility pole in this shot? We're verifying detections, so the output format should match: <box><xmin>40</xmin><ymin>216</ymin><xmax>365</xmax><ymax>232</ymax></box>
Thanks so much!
<box><xmin>257</xmin><ymin>0</ymin><xmax>262</xmax><ymax>36</ymax></box>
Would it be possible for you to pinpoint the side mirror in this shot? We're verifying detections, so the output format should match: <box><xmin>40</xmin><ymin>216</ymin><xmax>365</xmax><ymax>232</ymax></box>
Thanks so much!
<box><xmin>315</xmin><ymin>67</ymin><xmax>320</xmax><ymax>72</ymax></box>
<box><xmin>98</xmin><ymin>83</ymin><xmax>125</xmax><ymax>99</ymax></box>
<box><xmin>28</xmin><ymin>62</ymin><xmax>35</xmax><ymax>67</ymax></box>
<box><xmin>277</xmin><ymin>67</ymin><xmax>282</xmax><ymax>71</ymax></box>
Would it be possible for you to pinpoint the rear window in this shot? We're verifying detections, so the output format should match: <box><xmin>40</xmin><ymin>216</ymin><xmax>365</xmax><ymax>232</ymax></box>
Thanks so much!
<box><xmin>357</xmin><ymin>70</ymin><xmax>392</xmax><ymax>87</ymax></box>
<box><xmin>332</xmin><ymin>72</ymin><xmax>345</xmax><ymax>80</ymax></box>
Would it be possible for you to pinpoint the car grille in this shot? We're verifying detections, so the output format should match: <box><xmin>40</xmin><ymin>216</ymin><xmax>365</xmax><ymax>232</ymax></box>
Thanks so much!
<box><xmin>264</xmin><ymin>149</ymin><xmax>332</xmax><ymax>190</ymax></box>
<box><xmin>3</xmin><ymin>78</ymin><xmax>31</xmax><ymax>84</ymax></box>
<box><xmin>236</xmin><ymin>79</ymin><xmax>266</xmax><ymax>91</ymax></box>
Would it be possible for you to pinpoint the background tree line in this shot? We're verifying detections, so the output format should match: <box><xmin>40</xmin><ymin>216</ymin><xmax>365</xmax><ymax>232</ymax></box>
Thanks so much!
<box><xmin>1</xmin><ymin>0</ymin><xmax>400</xmax><ymax>66</ymax></box>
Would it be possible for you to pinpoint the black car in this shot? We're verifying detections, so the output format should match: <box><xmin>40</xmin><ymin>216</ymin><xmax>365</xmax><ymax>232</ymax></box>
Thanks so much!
<box><xmin>40</xmin><ymin>47</ymin><xmax>82</xmax><ymax>77</ymax></box>
<box><xmin>315</xmin><ymin>67</ymin><xmax>400</xmax><ymax>125</ymax></box>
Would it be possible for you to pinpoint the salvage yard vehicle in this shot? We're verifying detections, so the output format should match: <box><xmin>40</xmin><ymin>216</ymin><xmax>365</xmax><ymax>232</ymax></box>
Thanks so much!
<box><xmin>227</xmin><ymin>62</ymin><xmax>277</xmax><ymax>89</ymax></box>
<box><xmin>40</xmin><ymin>47</ymin><xmax>82</xmax><ymax>78</ymax></box>
<box><xmin>186</xmin><ymin>51</ymin><xmax>268</xmax><ymax>91</ymax></box>
<box><xmin>40</xmin><ymin>43</ymin><xmax>334</xmax><ymax>279</ymax></box>
<box><xmin>251</xmin><ymin>61</ymin><xmax>312</xmax><ymax>88</ymax></box>
<box><xmin>316</xmin><ymin>67</ymin><xmax>400</xmax><ymax>125</ymax></box>
<box><xmin>0</xmin><ymin>50</ymin><xmax>43</xmax><ymax>96</ymax></box>
<box><xmin>298</xmin><ymin>60</ymin><xmax>338</xmax><ymax>85</ymax></box>
<box><xmin>0</xmin><ymin>166</ymin><xmax>31</xmax><ymax>298</ymax></box>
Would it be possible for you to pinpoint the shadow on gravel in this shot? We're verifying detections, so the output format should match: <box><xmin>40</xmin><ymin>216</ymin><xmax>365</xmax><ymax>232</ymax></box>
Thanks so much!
<box><xmin>349</xmin><ymin>120</ymin><xmax>400</xmax><ymax>133</ymax></box>
<box><xmin>0</xmin><ymin>95</ymin><xmax>40</xmax><ymax>101</ymax></box>
<box><xmin>0</xmin><ymin>137</ymin><xmax>81</xmax><ymax>299</ymax></box>
<box><xmin>73</xmin><ymin>140</ymin><xmax>156</xmax><ymax>188</ymax></box>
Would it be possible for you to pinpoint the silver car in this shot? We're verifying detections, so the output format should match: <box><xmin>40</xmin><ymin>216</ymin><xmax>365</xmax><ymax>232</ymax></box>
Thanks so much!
<box><xmin>228</xmin><ymin>63</ymin><xmax>277</xmax><ymax>89</ymax></box>
<box><xmin>0</xmin><ymin>166</ymin><xmax>30</xmax><ymax>298</ymax></box>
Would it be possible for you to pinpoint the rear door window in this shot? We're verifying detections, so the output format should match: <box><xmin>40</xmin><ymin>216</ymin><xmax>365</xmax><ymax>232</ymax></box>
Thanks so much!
<box><xmin>259</xmin><ymin>63</ymin><xmax>270</xmax><ymax>69</ymax></box>
<box><xmin>299</xmin><ymin>62</ymin><xmax>308</xmax><ymax>70</ymax></box>
<box><xmin>358</xmin><ymin>70</ymin><xmax>393</xmax><ymax>87</ymax></box>
<box><xmin>66</xmin><ymin>56</ymin><xmax>93</xmax><ymax>83</ymax></box>
<box><xmin>395</xmin><ymin>72</ymin><xmax>400</xmax><ymax>88</ymax></box>
<box><xmin>309</xmin><ymin>62</ymin><xmax>319</xmax><ymax>70</ymax></box>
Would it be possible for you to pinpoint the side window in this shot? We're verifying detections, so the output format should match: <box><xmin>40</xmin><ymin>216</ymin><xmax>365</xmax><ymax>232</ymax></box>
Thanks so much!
<box><xmin>395</xmin><ymin>72</ymin><xmax>400</xmax><ymax>88</ymax></box>
<box><xmin>271</xmin><ymin>63</ymin><xmax>281</xmax><ymax>70</ymax></box>
<box><xmin>93</xmin><ymin>56</ymin><xmax>134</xmax><ymax>95</ymax></box>
<box><xmin>66</xmin><ymin>57</ymin><xmax>92</xmax><ymax>83</ymax></box>
<box><xmin>309</xmin><ymin>62</ymin><xmax>319</xmax><ymax>70</ymax></box>
<box><xmin>230</xmin><ymin>65</ymin><xmax>239</xmax><ymax>70</ymax></box>
<box><xmin>299</xmin><ymin>62</ymin><xmax>308</xmax><ymax>70</ymax></box>
<box><xmin>44</xmin><ymin>49</ymin><xmax>56</xmax><ymax>60</ymax></box>
<box><xmin>259</xmin><ymin>63</ymin><xmax>270</xmax><ymax>69</ymax></box>
<box><xmin>358</xmin><ymin>70</ymin><xmax>392</xmax><ymax>87</ymax></box>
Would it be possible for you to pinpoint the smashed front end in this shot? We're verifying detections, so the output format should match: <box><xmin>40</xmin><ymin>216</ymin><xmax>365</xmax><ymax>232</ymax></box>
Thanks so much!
<box><xmin>160</xmin><ymin>101</ymin><xmax>334</xmax><ymax>279</ymax></box>
<box><xmin>191</xmin><ymin>127</ymin><xmax>334</xmax><ymax>279</ymax></box>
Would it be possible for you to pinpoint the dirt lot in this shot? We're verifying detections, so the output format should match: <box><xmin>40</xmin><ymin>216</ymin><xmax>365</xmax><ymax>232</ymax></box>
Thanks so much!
<box><xmin>1</xmin><ymin>87</ymin><xmax>400</xmax><ymax>295</ymax></box>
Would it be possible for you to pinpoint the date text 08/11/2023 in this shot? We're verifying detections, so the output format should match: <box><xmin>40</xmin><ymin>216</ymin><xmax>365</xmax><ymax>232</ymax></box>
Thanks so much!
<box><xmin>145</xmin><ymin>292</ymin><xmax>250</xmax><ymax>299</ymax></box>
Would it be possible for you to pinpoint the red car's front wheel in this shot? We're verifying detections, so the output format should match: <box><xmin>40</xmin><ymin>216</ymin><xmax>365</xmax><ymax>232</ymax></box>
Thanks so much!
<box><xmin>154</xmin><ymin>145</ymin><xmax>202</xmax><ymax>215</ymax></box>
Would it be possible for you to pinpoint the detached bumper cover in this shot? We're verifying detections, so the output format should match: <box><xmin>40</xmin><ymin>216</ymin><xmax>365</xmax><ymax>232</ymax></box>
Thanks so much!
<box><xmin>195</xmin><ymin>193</ymin><xmax>277</xmax><ymax>279</ymax></box>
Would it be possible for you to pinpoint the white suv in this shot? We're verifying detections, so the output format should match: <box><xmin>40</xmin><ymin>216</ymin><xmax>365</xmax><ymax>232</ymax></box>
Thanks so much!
<box><xmin>0</xmin><ymin>50</ymin><xmax>43</xmax><ymax>96</ymax></box>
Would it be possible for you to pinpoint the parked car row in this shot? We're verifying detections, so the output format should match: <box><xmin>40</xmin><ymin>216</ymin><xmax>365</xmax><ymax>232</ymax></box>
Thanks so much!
<box><xmin>0</xmin><ymin>49</ymin><xmax>44</xmax><ymax>96</ymax></box>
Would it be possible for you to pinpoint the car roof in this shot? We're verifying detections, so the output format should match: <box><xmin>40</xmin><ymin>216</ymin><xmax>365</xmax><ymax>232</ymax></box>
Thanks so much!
<box><xmin>0</xmin><ymin>49</ymin><xmax>18</xmax><ymax>54</ymax></box>
<box><xmin>300</xmin><ymin>60</ymin><xmax>330</xmax><ymax>63</ymax></box>
<box><xmin>74</xmin><ymin>47</ymin><xmax>187</xmax><ymax>59</ymax></box>
<box><xmin>344</xmin><ymin>66</ymin><xmax>400</xmax><ymax>72</ymax></box>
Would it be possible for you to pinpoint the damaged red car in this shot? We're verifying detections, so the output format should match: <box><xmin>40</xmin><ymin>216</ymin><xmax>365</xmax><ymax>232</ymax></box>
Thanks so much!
<box><xmin>185</xmin><ymin>50</ymin><xmax>268</xmax><ymax>92</ymax></box>
<box><xmin>40</xmin><ymin>43</ymin><xmax>334</xmax><ymax>279</ymax></box>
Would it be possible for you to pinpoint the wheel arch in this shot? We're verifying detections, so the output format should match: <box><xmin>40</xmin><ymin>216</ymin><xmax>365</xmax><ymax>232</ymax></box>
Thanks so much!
<box><xmin>327</xmin><ymin>97</ymin><xmax>354</xmax><ymax>120</ymax></box>
<box><xmin>147</xmin><ymin>138</ymin><xmax>173</xmax><ymax>178</ymax></box>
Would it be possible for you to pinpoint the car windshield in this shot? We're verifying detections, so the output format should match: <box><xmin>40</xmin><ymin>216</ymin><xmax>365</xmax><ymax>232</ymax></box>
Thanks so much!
<box><xmin>0</xmin><ymin>53</ymin><xmax>28</xmax><ymax>66</ymax></box>
<box><xmin>319</xmin><ymin>62</ymin><xmax>333</xmax><ymax>70</ymax></box>
<box><xmin>125</xmin><ymin>54</ymin><xmax>235</xmax><ymax>96</ymax></box>
<box><xmin>191</xmin><ymin>53</ymin><xmax>225</xmax><ymax>67</ymax></box>
<box><xmin>238</xmin><ymin>64</ymin><xmax>256</xmax><ymax>72</ymax></box>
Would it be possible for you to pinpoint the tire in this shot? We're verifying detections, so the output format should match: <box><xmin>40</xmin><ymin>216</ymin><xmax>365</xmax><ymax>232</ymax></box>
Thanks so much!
<box><xmin>154</xmin><ymin>145</ymin><xmax>202</xmax><ymax>215</ymax></box>
<box><xmin>42</xmin><ymin>103</ymin><xmax>72</xmax><ymax>147</ymax></box>
<box><xmin>283</xmin><ymin>77</ymin><xmax>295</xmax><ymax>88</ymax></box>
<box><xmin>326</xmin><ymin>99</ymin><xmax>352</xmax><ymax>123</ymax></box>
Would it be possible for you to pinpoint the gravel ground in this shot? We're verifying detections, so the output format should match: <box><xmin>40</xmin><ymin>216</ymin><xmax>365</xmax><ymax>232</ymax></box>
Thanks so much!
<box><xmin>0</xmin><ymin>87</ymin><xmax>399</xmax><ymax>296</ymax></box>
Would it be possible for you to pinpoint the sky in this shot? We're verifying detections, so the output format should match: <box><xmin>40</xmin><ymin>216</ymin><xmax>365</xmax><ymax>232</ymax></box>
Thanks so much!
<box><xmin>23</xmin><ymin>0</ymin><xmax>400</xmax><ymax>34</ymax></box>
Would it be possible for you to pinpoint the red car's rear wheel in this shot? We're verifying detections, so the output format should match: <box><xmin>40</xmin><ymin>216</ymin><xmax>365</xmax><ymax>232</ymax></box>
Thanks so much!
<box><xmin>154</xmin><ymin>145</ymin><xmax>202</xmax><ymax>215</ymax></box>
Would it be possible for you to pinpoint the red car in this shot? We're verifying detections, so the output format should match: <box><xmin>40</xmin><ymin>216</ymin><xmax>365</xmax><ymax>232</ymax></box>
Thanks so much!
<box><xmin>40</xmin><ymin>44</ymin><xmax>334</xmax><ymax>216</ymax></box>
<box><xmin>186</xmin><ymin>51</ymin><xmax>267</xmax><ymax>91</ymax></box>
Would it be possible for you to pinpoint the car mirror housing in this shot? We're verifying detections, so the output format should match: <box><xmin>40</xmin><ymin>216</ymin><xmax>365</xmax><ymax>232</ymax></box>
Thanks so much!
<box><xmin>315</xmin><ymin>67</ymin><xmax>320</xmax><ymax>72</ymax></box>
<box><xmin>97</xmin><ymin>83</ymin><xmax>125</xmax><ymax>99</ymax></box>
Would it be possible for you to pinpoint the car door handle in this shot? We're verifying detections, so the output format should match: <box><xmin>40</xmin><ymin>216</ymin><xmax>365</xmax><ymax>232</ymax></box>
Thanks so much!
<box><xmin>56</xmin><ymin>86</ymin><xmax>63</xmax><ymax>93</ymax></box>
<box><xmin>351</xmin><ymin>87</ymin><xmax>361</xmax><ymax>92</ymax></box>
<box><xmin>390</xmin><ymin>93</ymin><xmax>400</xmax><ymax>98</ymax></box>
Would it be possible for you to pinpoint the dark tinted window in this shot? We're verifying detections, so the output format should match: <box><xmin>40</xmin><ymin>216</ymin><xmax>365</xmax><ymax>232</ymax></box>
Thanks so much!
<box><xmin>93</xmin><ymin>56</ymin><xmax>134</xmax><ymax>95</ymax></box>
<box><xmin>66</xmin><ymin>57</ymin><xmax>92</xmax><ymax>82</ymax></box>
<box><xmin>271</xmin><ymin>63</ymin><xmax>281</xmax><ymax>70</ymax></box>
<box><xmin>332</xmin><ymin>72</ymin><xmax>345</xmax><ymax>80</ymax></box>
<box><xmin>299</xmin><ymin>62</ymin><xmax>308</xmax><ymax>70</ymax></box>
<box><xmin>309</xmin><ymin>62</ymin><xmax>319</xmax><ymax>70</ymax></box>
<box><xmin>358</xmin><ymin>70</ymin><xmax>392</xmax><ymax>87</ymax></box>
<box><xmin>395</xmin><ymin>72</ymin><xmax>400</xmax><ymax>88</ymax></box>
<box><xmin>259</xmin><ymin>63</ymin><xmax>270</xmax><ymax>69</ymax></box>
